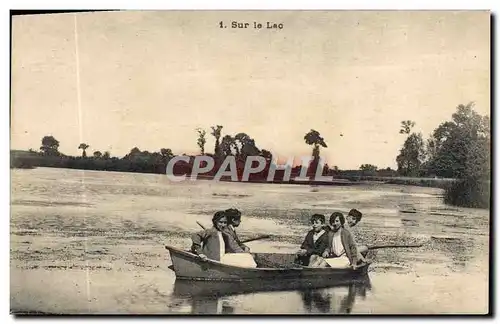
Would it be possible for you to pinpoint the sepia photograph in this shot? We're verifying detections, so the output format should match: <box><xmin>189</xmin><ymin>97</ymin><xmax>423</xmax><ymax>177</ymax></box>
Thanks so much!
<box><xmin>9</xmin><ymin>10</ymin><xmax>491</xmax><ymax>315</ymax></box>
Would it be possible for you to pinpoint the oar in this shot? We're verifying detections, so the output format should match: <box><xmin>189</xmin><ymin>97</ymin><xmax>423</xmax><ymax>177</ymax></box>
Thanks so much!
<box><xmin>367</xmin><ymin>244</ymin><xmax>423</xmax><ymax>250</ymax></box>
<box><xmin>241</xmin><ymin>235</ymin><xmax>271</xmax><ymax>244</ymax></box>
<box><xmin>196</xmin><ymin>221</ymin><xmax>271</xmax><ymax>243</ymax></box>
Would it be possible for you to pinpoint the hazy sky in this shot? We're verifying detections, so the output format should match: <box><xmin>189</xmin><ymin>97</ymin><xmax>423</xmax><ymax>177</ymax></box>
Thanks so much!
<box><xmin>11</xmin><ymin>11</ymin><xmax>490</xmax><ymax>169</ymax></box>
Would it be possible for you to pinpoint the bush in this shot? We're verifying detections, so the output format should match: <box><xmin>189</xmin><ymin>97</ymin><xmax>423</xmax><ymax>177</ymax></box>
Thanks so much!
<box><xmin>444</xmin><ymin>178</ymin><xmax>490</xmax><ymax>209</ymax></box>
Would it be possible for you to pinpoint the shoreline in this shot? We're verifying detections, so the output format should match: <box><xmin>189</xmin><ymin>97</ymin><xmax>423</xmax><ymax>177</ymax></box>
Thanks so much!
<box><xmin>11</xmin><ymin>166</ymin><xmax>455</xmax><ymax>189</ymax></box>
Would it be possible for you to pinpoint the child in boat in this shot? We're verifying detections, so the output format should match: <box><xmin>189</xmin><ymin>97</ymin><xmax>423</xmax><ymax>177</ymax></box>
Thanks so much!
<box><xmin>321</xmin><ymin>212</ymin><xmax>361</xmax><ymax>269</ymax></box>
<box><xmin>191</xmin><ymin>211</ymin><xmax>257</xmax><ymax>268</ymax></box>
<box><xmin>191</xmin><ymin>211</ymin><xmax>239</xmax><ymax>261</ymax></box>
<box><xmin>296</xmin><ymin>214</ymin><xmax>330</xmax><ymax>266</ymax></box>
<box><xmin>345</xmin><ymin>208</ymin><xmax>367</xmax><ymax>262</ymax></box>
<box><xmin>223</xmin><ymin>208</ymin><xmax>250</xmax><ymax>252</ymax></box>
<box><xmin>346</xmin><ymin>208</ymin><xmax>363</xmax><ymax>228</ymax></box>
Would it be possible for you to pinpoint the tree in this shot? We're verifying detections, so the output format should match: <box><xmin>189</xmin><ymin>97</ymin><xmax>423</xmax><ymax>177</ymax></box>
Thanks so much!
<box><xmin>234</xmin><ymin>133</ymin><xmax>260</xmax><ymax>160</ymax></box>
<box><xmin>103</xmin><ymin>151</ymin><xmax>111</xmax><ymax>159</ymax></box>
<box><xmin>396</xmin><ymin>123</ymin><xmax>426</xmax><ymax>177</ymax></box>
<box><xmin>93</xmin><ymin>151</ymin><xmax>102</xmax><ymax>158</ymax></box>
<box><xmin>396</xmin><ymin>120</ymin><xmax>426</xmax><ymax>177</ymax></box>
<box><xmin>234</xmin><ymin>133</ymin><xmax>250</xmax><ymax>157</ymax></box>
<box><xmin>304</xmin><ymin>129</ymin><xmax>328</xmax><ymax>177</ymax></box>
<box><xmin>78</xmin><ymin>143</ymin><xmax>89</xmax><ymax>158</ymax></box>
<box><xmin>220</xmin><ymin>135</ymin><xmax>235</xmax><ymax>157</ymax></box>
<box><xmin>40</xmin><ymin>135</ymin><xmax>60</xmax><ymax>156</ymax></box>
<box><xmin>438</xmin><ymin>103</ymin><xmax>490</xmax><ymax>208</ymax></box>
<box><xmin>160</xmin><ymin>148</ymin><xmax>174</xmax><ymax>161</ymax></box>
<box><xmin>465</xmin><ymin>136</ymin><xmax>490</xmax><ymax>180</ymax></box>
<box><xmin>359</xmin><ymin>164</ymin><xmax>378</xmax><ymax>172</ymax></box>
<box><xmin>304</xmin><ymin>129</ymin><xmax>327</xmax><ymax>160</ymax></box>
<box><xmin>428</xmin><ymin>102</ymin><xmax>490</xmax><ymax>179</ymax></box>
<box><xmin>210</xmin><ymin>125</ymin><xmax>223</xmax><ymax>158</ymax></box>
<box><xmin>425</xmin><ymin>137</ymin><xmax>437</xmax><ymax>165</ymax></box>
<box><xmin>124</xmin><ymin>147</ymin><xmax>142</xmax><ymax>160</ymax></box>
<box><xmin>260</xmin><ymin>149</ymin><xmax>273</xmax><ymax>160</ymax></box>
<box><xmin>399</xmin><ymin>120</ymin><xmax>416</xmax><ymax>135</ymax></box>
<box><xmin>196</xmin><ymin>128</ymin><xmax>207</xmax><ymax>155</ymax></box>
<box><xmin>233</xmin><ymin>134</ymin><xmax>250</xmax><ymax>157</ymax></box>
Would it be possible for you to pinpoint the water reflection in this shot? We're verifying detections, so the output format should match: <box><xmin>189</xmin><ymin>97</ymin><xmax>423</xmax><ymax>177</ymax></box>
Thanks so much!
<box><xmin>190</xmin><ymin>298</ymin><xmax>235</xmax><ymax>314</ymax></box>
<box><xmin>300</xmin><ymin>278</ymin><xmax>371</xmax><ymax>314</ymax></box>
<box><xmin>171</xmin><ymin>274</ymin><xmax>372</xmax><ymax>314</ymax></box>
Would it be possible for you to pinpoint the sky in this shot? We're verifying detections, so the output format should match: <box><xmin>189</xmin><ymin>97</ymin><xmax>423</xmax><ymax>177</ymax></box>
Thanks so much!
<box><xmin>10</xmin><ymin>10</ymin><xmax>490</xmax><ymax>169</ymax></box>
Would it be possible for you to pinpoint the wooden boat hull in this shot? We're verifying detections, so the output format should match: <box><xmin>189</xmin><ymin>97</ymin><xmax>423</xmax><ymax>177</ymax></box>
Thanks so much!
<box><xmin>173</xmin><ymin>273</ymin><xmax>372</xmax><ymax>298</ymax></box>
<box><xmin>165</xmin><ymin>245</ymin><xmax>370</xmax><ymax>282</ymax></box>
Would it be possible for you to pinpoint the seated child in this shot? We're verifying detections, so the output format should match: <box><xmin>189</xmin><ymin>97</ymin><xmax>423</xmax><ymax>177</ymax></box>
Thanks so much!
<box><xmin>346</xmin><ymin>208</ymin><xmax>363</xmax><ymax>228</ymax></box>
<box><xmin>191</xmin><ymin>211</ymin><xmax>257</xmax><ymax>268</ymax></box>
<box><xmin>223</xmin><ymin>208</ymin><xmax>250</xmax><ymax>252</ymax></box>
<box><xmin>296</xmin><ymin>214</ymin><xmax>330</xmax><ymax>266</ymax></box>
<box><xmin>191</xmin><ymin>211</ymin><xmax>237</xmax><ymax>261</ymax></box>
<box><xmin>346</xmin><ymin>208</ymin><xmax>367</xmax><ymax>262</ymax></box>
<box><xmin>321</xmin><ymin>212</ymin><xmax>362</xmax><ymax>269</ymax></box>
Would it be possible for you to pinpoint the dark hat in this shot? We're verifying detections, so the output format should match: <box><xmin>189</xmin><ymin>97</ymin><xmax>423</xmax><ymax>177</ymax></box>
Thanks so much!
<box><xmin>348</xmin><ymin>208</ymin><xmax>363</xmax><ymax>223</ymax></box>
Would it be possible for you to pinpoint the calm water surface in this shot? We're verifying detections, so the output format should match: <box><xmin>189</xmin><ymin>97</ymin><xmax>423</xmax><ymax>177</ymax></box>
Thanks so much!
<box><xmin>10</xmin><ymin>168</ymin><xmax>489</xmax><ymax>314</ymax></box>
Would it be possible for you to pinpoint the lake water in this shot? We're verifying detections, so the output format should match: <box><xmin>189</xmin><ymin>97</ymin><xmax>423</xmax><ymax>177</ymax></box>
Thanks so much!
<box><xmin>10</xmin><ymin>167</ymin><xmax>490</xmax><ymax>314</ymax></box>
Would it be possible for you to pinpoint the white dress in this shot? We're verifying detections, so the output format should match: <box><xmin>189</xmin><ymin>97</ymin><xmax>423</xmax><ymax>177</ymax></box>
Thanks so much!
<box><xmin>324</xmin><ymin>229</ymin><xmax>351</xmax><ymax>268</ymax></box>
<box><xmin>218</xmin><ymin>232</ymin><xmax>257</xmax><ymax>268</ymax></box>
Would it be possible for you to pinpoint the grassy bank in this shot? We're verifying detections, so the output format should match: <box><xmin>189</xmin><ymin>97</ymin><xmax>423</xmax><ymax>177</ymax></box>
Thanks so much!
<box><xmin>336</xmin><ymin>175</ymin><xmax>457</xmax><ymax>189</ymax></box>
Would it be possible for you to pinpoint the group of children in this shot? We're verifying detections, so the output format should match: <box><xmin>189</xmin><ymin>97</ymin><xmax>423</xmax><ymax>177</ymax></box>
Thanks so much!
<box><xmin>296</xmin><ymin>209</ymin><xmax>367</xmax><ymax>269</ymax></box>
<box><xmin>190</xmin><ymin>207</ymin><xmax>366</xmax><ymax>269</ymax></box>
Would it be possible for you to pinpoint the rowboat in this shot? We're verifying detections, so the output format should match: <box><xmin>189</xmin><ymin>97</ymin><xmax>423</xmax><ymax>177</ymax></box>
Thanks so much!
<box><xmin>165</xmin><ymin>245</ymin><xmax>371</xmax><ymax>282</ymax></box>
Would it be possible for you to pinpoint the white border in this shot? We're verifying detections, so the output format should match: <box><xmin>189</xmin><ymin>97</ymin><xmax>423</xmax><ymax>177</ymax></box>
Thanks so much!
<box><xmin>2</xmin><ymin>1</ymin><xmax>497</xmax><ymax>324</ymax></box>
<box><xmin>0</xmin><ymin>0</ymin><xmax>498</xmax><ymax>10</ymax></box>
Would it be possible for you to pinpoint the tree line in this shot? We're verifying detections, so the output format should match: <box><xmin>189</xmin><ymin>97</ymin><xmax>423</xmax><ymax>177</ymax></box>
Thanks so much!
<box><xmin>11</xmin><ymin>102</ymin><xmax>490</xmax><ymax>208</ymax></box>
<box><xmin>395</xmin><ymin>102</ymin><xmax>490</xmax><ymax>208</ymax></box>
<box><xmin>13</xmin><ymin>126</ymin><xmax>397</xmax><ymax>178</ymax></box>
<box><xmin>395</xmin><ymin>102</ymin><xmax>489</xmax><ymax>180</ymax></box>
